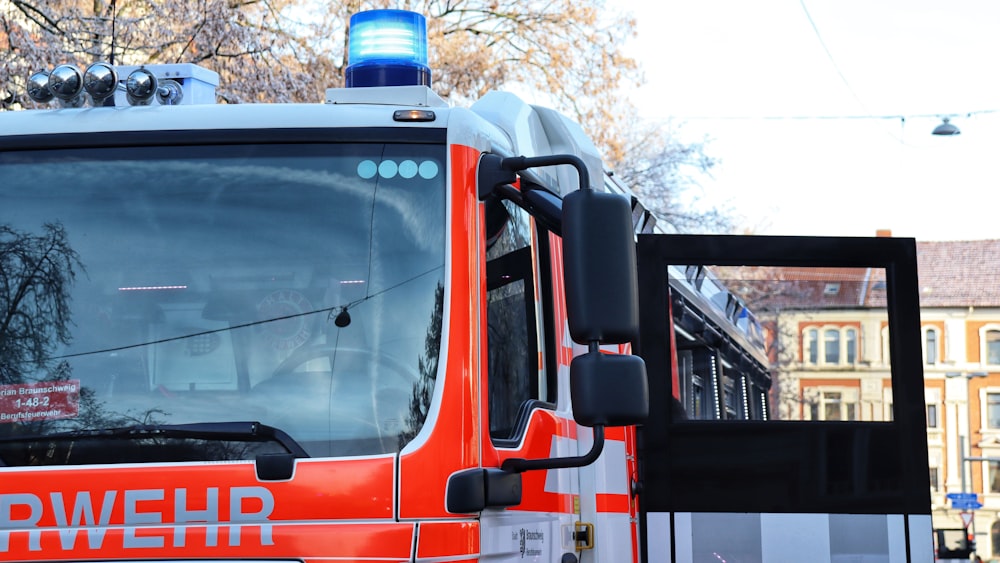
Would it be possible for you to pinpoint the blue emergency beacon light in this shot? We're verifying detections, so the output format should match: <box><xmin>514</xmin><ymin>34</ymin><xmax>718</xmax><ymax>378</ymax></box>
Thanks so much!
<box><xmin>345</xmin><ymin>9</ymin><xmax>431</xmax><ymax>88</ymax></box>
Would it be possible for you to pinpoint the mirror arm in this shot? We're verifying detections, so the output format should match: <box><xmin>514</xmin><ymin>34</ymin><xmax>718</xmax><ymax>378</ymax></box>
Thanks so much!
<box><xmin>501</xmin><ymin>154</ymin><xmax>590</xmax><ymax>192</ymax></box>
<box><xmin>500</xmin><ymin>424</ymin><xmax>605</xmax><ymax>473</ymax></box>
<box><xmin>478</xmin><ymin>153</ymin><xmax>590</xmax><ymax>200</ymax></box>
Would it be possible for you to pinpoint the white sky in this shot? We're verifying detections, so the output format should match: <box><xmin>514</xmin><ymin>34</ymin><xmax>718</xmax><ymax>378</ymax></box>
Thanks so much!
<box><xmin>615</xmin><ymin>0</ymin><xmax>1000</xmax><ymax>241</ymax></box>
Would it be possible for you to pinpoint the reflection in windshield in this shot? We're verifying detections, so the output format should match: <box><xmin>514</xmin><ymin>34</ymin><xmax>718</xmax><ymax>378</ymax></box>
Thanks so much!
<box><xmin>0</xmin><ymin>142</ymin><xmax>446</xmax><ymax>463</ymax></box>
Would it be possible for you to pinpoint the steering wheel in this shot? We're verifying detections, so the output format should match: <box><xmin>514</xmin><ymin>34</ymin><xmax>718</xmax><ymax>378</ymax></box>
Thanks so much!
<box><xmin>271</xmin><ymin>345</ymin><xmax>418</xmax><ymax>383</ymax></box>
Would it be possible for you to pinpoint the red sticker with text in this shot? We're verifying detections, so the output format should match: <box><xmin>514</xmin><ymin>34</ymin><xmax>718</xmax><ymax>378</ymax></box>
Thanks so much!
<box><xmin>0</xmin><ymin>380</ymin><xmax>80</xmax><ymax>423</ymax></box>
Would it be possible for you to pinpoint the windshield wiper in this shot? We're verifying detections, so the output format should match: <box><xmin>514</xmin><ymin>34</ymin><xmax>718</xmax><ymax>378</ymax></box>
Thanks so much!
<box><xmin>0</xmin><ymin>421</ymin><xmax>310</xmax><ymax>458</ymax></box>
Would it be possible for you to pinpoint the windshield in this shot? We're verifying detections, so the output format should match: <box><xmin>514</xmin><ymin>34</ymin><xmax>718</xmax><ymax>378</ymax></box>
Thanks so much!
<box><xmin>0</xmin><ymin>140</ymin><xmax>446</xmax><ymax>463</ymax></box>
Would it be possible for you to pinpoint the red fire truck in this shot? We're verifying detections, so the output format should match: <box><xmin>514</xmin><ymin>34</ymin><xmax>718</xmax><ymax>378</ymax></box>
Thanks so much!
<box><xmin>0</xmin><ymin>9</ymin><xmax>932</xmax><ymax>562</ymax></box>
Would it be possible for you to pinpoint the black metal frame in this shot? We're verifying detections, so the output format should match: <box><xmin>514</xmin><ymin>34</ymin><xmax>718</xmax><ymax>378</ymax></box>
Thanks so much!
<box><xmin>634</xmin><ymin>234</ymin><xmax>930</xmax><ymax>559</ymax></box>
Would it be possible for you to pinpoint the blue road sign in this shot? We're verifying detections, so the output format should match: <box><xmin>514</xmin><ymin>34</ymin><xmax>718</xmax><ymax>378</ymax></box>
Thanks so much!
<box><xmin>951</xmin><ymin>499</ymin><xmax>984</xmax><ymax>510</ymax></box>
<box><xmin>947</xmin><ymin>492</ymin><xmax>979</xmax><ymax>502</ymax></box>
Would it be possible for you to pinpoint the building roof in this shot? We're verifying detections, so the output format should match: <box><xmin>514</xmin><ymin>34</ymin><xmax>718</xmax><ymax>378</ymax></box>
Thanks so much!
<box><xmin>916</xmin><ymin>239</ymin><xmax>1000</xmax><ymax>307</ymax></box>
<box><xmin>717</xmin><ymin>239</ymin><xmax>1000</xmax><ymax>312</ymax></box>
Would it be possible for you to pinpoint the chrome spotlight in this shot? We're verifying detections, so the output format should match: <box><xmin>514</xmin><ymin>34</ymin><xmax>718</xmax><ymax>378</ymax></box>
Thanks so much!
<box><xmin>26</xmin><ymin>71</ymin><xmax>54</xmax><ymax>103</ymax></box>
<box><xmin>126</xmin><ymin>68</ymin><xmax>158</xmax><ymax>105</ymax></box>
<box><xmin>48</xmin><ymin>64</ymin><xmax>85</xmax><ymax>107</ymax></box>
<box><xmin>83</xmin><ymin>62</ymin><xmax>120</xmax><ymax>105</ymax></box>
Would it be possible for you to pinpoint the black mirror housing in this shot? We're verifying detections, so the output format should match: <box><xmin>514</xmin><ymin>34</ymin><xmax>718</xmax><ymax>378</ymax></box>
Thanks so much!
<box><xmin>571</xmin><ymin>350</ymin><xmax>648</xmax><ymax>427</ymax></box>
<box><xmin>446</xmin><ymin>467</ymin><xmax>522</xmax><ymax>513</ymax></box>
<box><xmin>562</xmin><ymin>188</ymin><xmax>640</xmax><ymax>344</ymax></box>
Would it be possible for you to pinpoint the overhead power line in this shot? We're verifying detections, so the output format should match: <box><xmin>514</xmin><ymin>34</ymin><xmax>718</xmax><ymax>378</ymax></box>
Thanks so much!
<box><xmin>799</xmin><ymin>0</ymin><xmax>871</xmax><ymax>117</ymax></box>
<box><xmin>666</xmin><ymin>110</ymin><xmax>1000</xmax><ymax>121</ymax></box>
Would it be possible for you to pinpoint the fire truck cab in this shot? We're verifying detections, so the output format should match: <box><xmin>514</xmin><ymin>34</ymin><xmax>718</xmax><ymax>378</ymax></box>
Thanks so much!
<box><xmin>0</xmin><ymin>9</ymin><xmax>646</xmax><ymax>562</ymax></box>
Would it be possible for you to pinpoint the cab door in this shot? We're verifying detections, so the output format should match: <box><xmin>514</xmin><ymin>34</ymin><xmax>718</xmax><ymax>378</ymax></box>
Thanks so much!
<box><xmin>635</xmin><ymin>234</ymin><xmax>932</xmax><ymax>563</ymax></box>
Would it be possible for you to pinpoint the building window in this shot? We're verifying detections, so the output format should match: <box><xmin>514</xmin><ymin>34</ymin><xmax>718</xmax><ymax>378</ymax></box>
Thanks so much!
<box><xmin>806</xmin><ymin>389</ymin><xmax>858</xmax><ymax>421</ymax></box>
<box><xmin>824</xmin><ymin>329</ymin><xmax>840</xmax><ymax>364</ymax></box>
<box><xmin>824</xmin><ymin>391</ymin><xmax>843</xmax><ymax>420</ymax></box>
<box><xmin>803</xmin><ymin>325</ymin><xmax>859</xmax><ymax>366</ymax></box>
<box><xmin>993</xmin><ymin>521</ymin><xmax>1000</xmax><ymax>558</ymax></box>
<box><xmin>991</xmin><ymin>461</ymin><xmax>1000</xmax><ymax>493</ymax></box>
<box><xmin>927</xmin><ymin>403</ymin><xmax>938</xmax><ymax>428</ymax></box>
<box><xmin>988</xmin><ymin>393</ymin><xmax>1000</xmax><ymax>429</ymax></box>
<box><xmin>988</xmin><ymin>330</ymin><xmax>1000</xmax><ymax>365</ymax></box>
<box><xmin>929</xmin><ymin>467</ymin><xmax>940</xmax><ymax>492</ymax></box>
<box><xmin>807</xmin><ymin>329</ymin><xmax>818</xmax><ymax>364</ymax></box>
<box><xmin>846</xmin><ymin>328</ymin><xmax>857</xmax><ymax>364</ymax></box>
<box><xmin>925</xmin><ymin>328</ymin><xmax>938</xmax><ymax>365</ymax></box>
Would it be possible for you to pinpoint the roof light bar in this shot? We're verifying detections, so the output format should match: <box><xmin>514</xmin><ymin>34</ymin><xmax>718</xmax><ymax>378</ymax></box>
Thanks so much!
<box><xmin>24</xmin><ymin>63</ymin><xmax>216</xmax><ymax>108</ymax></box>
<box><xmin>345</xmin><ymin>9</ymin><xmax>431</xmax><ymax>88</ymax></box>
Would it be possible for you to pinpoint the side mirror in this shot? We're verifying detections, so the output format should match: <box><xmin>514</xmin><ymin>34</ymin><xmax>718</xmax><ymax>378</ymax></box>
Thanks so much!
<box><xmin>563</xmin><ymin>185</ymin><xmax>647</xmax><ymax>427</ymax></box>
<box><xmin>571</xmin><ymin>350</ymin><xmax>648</xmax><ymax>427</ymax></box>
<box><xmin>562</xmin><ymin>188</ymin><xmax>640</xmax><ymax>344</ymax></box>
<box><xmin>446</xmin><ymin>467</ymin><xmax>522</xmax><ymax>513</ymax></box>
<box><xmin>479</xmin><ymin>153</ymin><xmax>648</xmax><ymax>478</ymax></box>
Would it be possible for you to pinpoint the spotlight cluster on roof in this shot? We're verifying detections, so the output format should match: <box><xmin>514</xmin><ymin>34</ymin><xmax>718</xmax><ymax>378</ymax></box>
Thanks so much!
<box><xmin>25</xmin><ymin>62</ymin><xmax>220</xmax><ymax>108</ymax></box>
